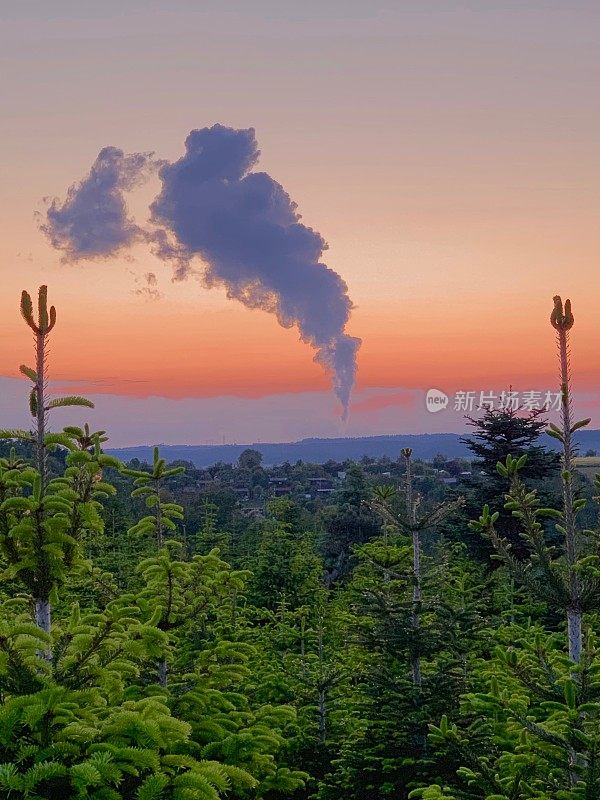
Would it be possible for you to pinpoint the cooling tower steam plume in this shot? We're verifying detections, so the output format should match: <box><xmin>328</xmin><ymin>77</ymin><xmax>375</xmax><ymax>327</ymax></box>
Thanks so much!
<box><xmin>41</xmin><ymin>125</ymin><xmax>361</xmax><ymax>417</ymax></box>
<box><xmin>42</xmin><ymin>147</ymin><xmax>156</xmax><ymax>261</ymax></box>
<box><xmin>150</xmin><ymin>125</ymin><xmax>361</xmax><ymax>417</ymax></box>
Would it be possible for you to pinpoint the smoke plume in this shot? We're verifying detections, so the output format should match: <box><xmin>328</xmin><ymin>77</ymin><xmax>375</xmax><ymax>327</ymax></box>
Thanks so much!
<box><xmin>42</xmin><ymin>146</ymin><xmax>155</xmax><ymax>261</ymax></box>
<box><xmin>41</xmin><ymin>126</ymin><xmax>361</xmax><ymax>416</ymax></box>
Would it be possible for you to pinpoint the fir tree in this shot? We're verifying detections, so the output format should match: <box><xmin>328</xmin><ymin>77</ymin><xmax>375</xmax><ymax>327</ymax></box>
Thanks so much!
<box><xmin>0</xmin><ymin>287</ymin><xmax>108</xmax><ymax>638</ymax></box>
<box><xmin>320</xmin><ymin>464</ymin><xmax>380</xmax><ymax>585</ymax></box>
<box><xmin>123</xmin><ymin>447</ymin><xmax>185</xmax><ymax>548</ymax></box>
<box><xmin>195</xmin><ymin>500</ymin><xmax>231</xmax><ymax>556</ymax></box>
<box><xmin>457</xmin><ymin>405</ymin><xmax>560</xmax><ymax>561</ymax></box>
<box><xmin>418</xmin><ymin>297</ymin><xmax>600</xmax><ymax>799</ymax></box>
<box><xmin>248</xmin><ymin>513</ymin><xmax>323</xmax><ymax>612</ymax></box>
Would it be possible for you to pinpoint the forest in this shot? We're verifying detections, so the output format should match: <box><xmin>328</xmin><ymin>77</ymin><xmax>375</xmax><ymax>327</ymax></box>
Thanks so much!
<box><xmin>1</xmin><ymin>286</ymin><xmax>600</xmax><ymax>800</ymax></box>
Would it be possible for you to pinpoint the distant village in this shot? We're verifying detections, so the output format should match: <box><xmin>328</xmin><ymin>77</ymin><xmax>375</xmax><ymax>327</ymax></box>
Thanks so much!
<box><xmin>140</xmin><ymin>448</ymin><xmax>478</xmax><ymax>521</ymax></box>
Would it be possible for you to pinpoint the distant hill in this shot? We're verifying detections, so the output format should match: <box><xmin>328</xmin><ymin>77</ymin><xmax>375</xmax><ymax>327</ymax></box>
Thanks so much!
<box><xmin>107</xmin><ymin>430</ymin><xmax>600</xmax><ymax>467</ymax></box>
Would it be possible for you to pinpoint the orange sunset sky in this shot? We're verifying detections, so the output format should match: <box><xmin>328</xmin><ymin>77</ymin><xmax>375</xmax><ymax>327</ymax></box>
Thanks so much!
<box><xmin>1</xmin><ymin>2</ymin><xmax>599</xmax><ymax>445</ymax></box>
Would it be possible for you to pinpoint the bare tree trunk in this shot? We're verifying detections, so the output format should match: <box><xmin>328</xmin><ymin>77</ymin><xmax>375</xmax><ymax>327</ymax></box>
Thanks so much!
<box><xmin>403</xmin><ymin>449</ymin><xmax>422</xmax><ymax>690</ymax></box>
<box><xmin>158</xmin><ymin>658</ymin><xmax>168</xmax><ymax>688</ymax></box>
<box><xmin>35</xmin><ymin>329</ymin><xmax>47</xmax><ymax>496</ymax></box>
<box><xmin>34</xmin><ymin>327</ymin><xmax>52</xmax><ymax>652</ymax></box>
<box><xmin>156</xmin><ymin>477</ymin><xmax>163</xmax><ymax>547</ymax></box>
<box><xmin>567</xmin><ymin>610</ymin><xmax>582</xmax><ymax>666</ymax></box>
<box><xmin>557</xmin><ymin>317</ymin><xmax>582</xmax><ymax>665</ymax></box>
<box><xmin>324</xmin><ymin>549</ymin><xmax>346</xmax><ymax>588</ymax></box>
<box><xmin>317</xmin><ymin>624</ymin><xmax>326</xmax><ymax>744</ymax></box>
<box><xmin>383</xmin><ymin>522</ymin><xmax>391</xmax><ymax>583</ymax></box>
<box><xmin>231</xmin><ymin>586</ymin><xmax>238</xmax><ymax>628</ymax></box>
<box><xmin>35</xmin><ymin>599</ymin><xmax>51</xmax><ymax>635</ymax></box>
<box><xmin>318</xmin><ymin>689</ymin><xmax>327</xmax><ymax>744</ymax></box>
<box><xmin>411</xmin><ymin>523</ymin><xmax>422</xmax><ymax>689</ymax></box>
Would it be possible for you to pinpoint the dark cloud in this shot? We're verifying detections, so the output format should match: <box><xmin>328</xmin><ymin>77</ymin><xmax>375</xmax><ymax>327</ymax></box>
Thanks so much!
<box><xmin>150</xmin><ymin>125</ymin><xmax>361</xmax><ymax>416</ymax></box>
<box><xmin>41</xmin><ymin>146</ymin><xmax>155</xmax><ymax>261</ymax></box>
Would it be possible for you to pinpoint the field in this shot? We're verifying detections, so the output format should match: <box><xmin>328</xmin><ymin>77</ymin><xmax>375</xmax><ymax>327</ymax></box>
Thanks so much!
<box><xmin>574</xmin><ymin>456</ymin><xmax>600</xmax><ymax>482</ymax></box>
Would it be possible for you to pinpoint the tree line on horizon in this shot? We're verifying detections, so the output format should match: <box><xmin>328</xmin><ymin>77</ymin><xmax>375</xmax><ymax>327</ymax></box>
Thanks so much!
<box><xmin>1</xmin><ymin>287</ymin><xmax>600</xmax><ymax>799</ymax></box>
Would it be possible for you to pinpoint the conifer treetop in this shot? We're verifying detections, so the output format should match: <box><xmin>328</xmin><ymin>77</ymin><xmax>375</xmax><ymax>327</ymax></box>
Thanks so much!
<box><xmin>550</xmin><ymin>295</ymin><xmax>574</xmax><ymax>332</ymax></box>
<box><xmin>20</xmin><ymin>285</ymin><xmax>56</xmax><ymax>336</ymax></box>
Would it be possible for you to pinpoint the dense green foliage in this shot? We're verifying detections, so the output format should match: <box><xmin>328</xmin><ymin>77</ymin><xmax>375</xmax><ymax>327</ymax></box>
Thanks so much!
<box><xmin>2</xmin><ymin>289</ymin><xmax>600</xmax><ymax>800</ymax></box>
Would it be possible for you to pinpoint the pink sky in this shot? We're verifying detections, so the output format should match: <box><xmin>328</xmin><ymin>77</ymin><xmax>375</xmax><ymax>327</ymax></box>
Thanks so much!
<box><xmin>1</xmin><ymin>2</ymin><xmax>599</xmax><ymax>445</ymax></box>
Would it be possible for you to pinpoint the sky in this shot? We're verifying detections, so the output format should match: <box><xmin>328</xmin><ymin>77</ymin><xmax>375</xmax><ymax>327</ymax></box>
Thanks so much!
<box><xmin>1</xmin><ymin>1</ymin><xmax>599</xmax><ymax>446</ymax></box>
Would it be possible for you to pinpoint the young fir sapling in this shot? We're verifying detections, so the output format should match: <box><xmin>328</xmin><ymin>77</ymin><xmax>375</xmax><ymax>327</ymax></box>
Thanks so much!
<box><xmin>473</xmin><ymin>296</ymin><xmax>595</xmax><ymax>666</ymax></box>
<box><xmin>0</xmin><ymin>287</ymin><xmax>117</xmax><ymax>639</ymax></box>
